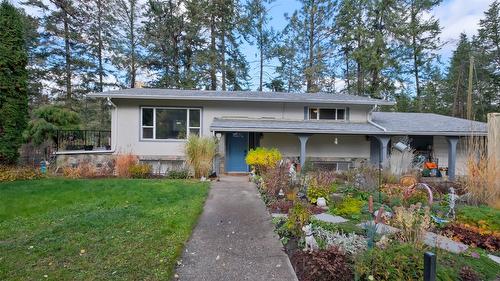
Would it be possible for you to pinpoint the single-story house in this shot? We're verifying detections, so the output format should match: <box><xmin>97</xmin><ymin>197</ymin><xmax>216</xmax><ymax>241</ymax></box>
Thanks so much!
<box><xmin>59</xmin><ymin>89</ymin><xmax>486</xmax><ymax>180</ymax></box>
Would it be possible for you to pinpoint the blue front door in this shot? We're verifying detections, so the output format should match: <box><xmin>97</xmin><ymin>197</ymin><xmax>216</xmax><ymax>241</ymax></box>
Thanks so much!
<box><xmin>226</xmin><ymin>132</ymin><xmax>249</xmax><ymax>172</ymax></box>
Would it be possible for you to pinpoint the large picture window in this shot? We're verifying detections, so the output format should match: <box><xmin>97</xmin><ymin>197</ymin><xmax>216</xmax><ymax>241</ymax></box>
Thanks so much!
<box><xmin>141</xmin><ymin>107</ymin><xmax>201</xmax><ymax>140</ymax></box>
<box><xmin>308</xmin><ymin>107</ymin><xmax>346</xmax><ymax>120</ymax></box>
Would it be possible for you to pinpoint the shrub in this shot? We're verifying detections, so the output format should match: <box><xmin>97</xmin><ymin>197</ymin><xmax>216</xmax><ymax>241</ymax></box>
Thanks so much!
<box><xmin>245</xmin><ymin>147</ymin><xmax>282</xmax><ymax>174</ymax></box>
<box><xmin>331</xmin><ymin>196</ymin><xmax>364</xmax><ymax>220</ymax></box>
<box><xmin>166</xmin><ymin>169</ymin><xmax>190</xmax><ymax>179</ymax></box>
<box><xmin>463</xmin><ymin>136</ymin><xmax>500</xmax><ymax>208</ymax></box>
<box><xmin>185</xmin><ymin>135</ymin><xmax>217</xmax><ymax>178</ymax></box>
<box><xmin>313</xmin><ymin>226</ymin><xmax>367</xmax><ymax>254</ymax></box>
<box><xmin>129</xmin><ymin>163</ymin><xmax>152</xmax><ymax>178</ymax></box>
<box><xmin>306</xmin><ymin>172</ymin><xmax>337</xmax><ymax>204</ymax></box>
<box><xmin>441</xmin><ymin>223</ymin><xmax>499</xmax><ymax>252</ymax></box>
<box><xmin>291</xmin><ymin>246</ymin><xmax>354</xmax><ymax>281</ymax></box>
<box><xmin>115</xmin><ymin>153</ymin><xmax>138</xmax><ymax>177</ymax></box>
<box><xmin>391</xmin><ymin>203</ymin><xmax>431</xmax><ymax>244</ymax></box>
<box><xmin>0</xmin><ymin>166</ymin><xmax>44</xmax><ymax>182</ymax></box>
<box><xmin>62</xmin><ymin>163</ymin><xmax>98</xmax><ymax>179</ymax></box>
<box><xmin>459</xmin><ymin>266</ymin><xmax>481</xmax><ymax>281</ymax></box>
<box><xmin>286</xmin><ymin>202</ymin><xmax>311</xmax><ymax>237</ymax></box>
<box><xmin>355</xmin><ymin>242</ymin><xmax>424</xmax><ymax>281</ymax></box>
<box><xmin>456</xmin><ymin>205</ymin><xmax>500</xmax><ymax>233</ymax></box>
<box><xmin>261</xmin><ymin>164</ymin><xmax>291</xmax><ymax>197</ymax></box>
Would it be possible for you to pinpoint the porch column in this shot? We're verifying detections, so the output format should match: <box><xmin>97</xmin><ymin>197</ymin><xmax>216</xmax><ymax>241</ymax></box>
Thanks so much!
<box><xmin>446</xmin><ymin>136</ymin><xmax>459</xmax><ymax>181</ymax></box>
<box><xmin>374</xmin><ymin>135</ymin><xmax>391</xmax><ymax>167</ymax></box>
<box><xmin>296</xmin><ymin>134</ymin><xmax>312</xmax><ymax>168</ymax></box>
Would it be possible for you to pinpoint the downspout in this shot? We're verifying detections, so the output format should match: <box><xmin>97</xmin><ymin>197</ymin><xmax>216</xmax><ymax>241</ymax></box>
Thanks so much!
<box><xmin>368</xmin><ymin>105</ymin><xmax>387</xmax><ymax>132</ymax></box>
<box><xmin>107</xmin><ymin>97</ymin><xmax>118</xmax><ymax>153</ymax></box>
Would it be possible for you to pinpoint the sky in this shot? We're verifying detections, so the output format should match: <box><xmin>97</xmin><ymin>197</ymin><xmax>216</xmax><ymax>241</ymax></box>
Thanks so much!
<box><xmin>13</xmin><ymin>0</ymin><xmax>494</xmax><ymax>90</ymax></box>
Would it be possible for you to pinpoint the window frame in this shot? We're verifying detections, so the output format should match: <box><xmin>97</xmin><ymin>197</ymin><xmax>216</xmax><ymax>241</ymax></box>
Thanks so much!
<box><xmin>308</xmin><ymin>107</ymin><xmax>347</xmax><ymax>121</ymax></box>
<box><xmin>140</xmin><ymin>106</ymin><xmax>202</xmax><ymax>141</ymax></box>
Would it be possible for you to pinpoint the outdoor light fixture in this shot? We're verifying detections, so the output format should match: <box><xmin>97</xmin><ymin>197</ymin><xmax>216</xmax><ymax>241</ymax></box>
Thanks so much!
<box><xmin>215</xmin><ymin>132</ymin><xmax>222</xmax><ymax>140</ymax></box>
<box><xmin>334</xmin><ymin>137</ymin><xmax>338</xmax><ymax>144</ymax></box>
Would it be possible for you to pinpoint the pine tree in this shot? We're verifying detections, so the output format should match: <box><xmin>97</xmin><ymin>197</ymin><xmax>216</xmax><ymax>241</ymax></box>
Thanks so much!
<box><xmin>242</xmin><ymin>0</ymin><xmax>276</xmax><ymax>91</ymax></box>
<box><xmin>111</xmin><ymin>0</ymin><xmax>143</xmax><ymax>88</ymax></box>
<box><xmin>445</xmin><ymin>33</ymin><xmax>471</xmax><ymax>118</ymax></box>
<box><xmin>23</xmin><ymin>0</ymin><xmax>88</xmax><ymax>107</ymax></box>
<box><xmin>399</xmin><ymin>0</ymin><xmax>442</xmax><ymax>108</ymax></box>
<box><xmin>0</xmin><ymin>1</ymin><xmax>29</xmax><ymax>164</ymax></box>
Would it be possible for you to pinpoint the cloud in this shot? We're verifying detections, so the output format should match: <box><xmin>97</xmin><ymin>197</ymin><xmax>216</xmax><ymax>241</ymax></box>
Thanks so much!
<box><xmin>433</xmin><ymin>0</ymin><xmax>491</xmax><ymax>60</ymax></box>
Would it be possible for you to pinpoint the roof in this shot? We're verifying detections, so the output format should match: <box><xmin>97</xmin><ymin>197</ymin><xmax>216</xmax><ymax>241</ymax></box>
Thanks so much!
<box><xmin>371</xmin><ymin>112</ymin><xmax>487</xmax><ymax>136</ymax></box>
<box><xmin>210</xmin><ymin>118</ymin><xmax>384</xmax><ymax>134</ymax></box>
<box><xmin>88</xmin><ymin>88</ymin><xmax>394</xmax><ymax>106</ymax></box>
<box><xmin>210</xmin><ymin>113</ymin><xmax>487</xmax><ymax>136</ymax></box>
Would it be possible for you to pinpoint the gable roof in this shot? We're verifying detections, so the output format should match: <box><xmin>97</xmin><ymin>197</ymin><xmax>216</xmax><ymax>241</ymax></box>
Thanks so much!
<box><xmin>88</xmin><ymin>88</ymin><xmax>394</xmax><ymax>106</ymax></box>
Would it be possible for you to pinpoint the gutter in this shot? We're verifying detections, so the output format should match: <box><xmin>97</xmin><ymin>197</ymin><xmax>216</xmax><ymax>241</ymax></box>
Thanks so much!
<box><xmin>367</xmin><ymin>105</ymin><xmax>387</xmax><ymax>132</ymax></box>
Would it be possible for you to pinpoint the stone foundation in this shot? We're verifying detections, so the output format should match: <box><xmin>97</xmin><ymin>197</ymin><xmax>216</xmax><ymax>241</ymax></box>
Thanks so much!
<box><xmin>55</xmin><ymin>152</ymin><xmax>115</xmax><ymax>174</ymax></box>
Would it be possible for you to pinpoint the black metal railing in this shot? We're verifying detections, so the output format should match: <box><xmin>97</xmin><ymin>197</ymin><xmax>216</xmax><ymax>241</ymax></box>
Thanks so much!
<box><xmin>55</xmin><ymin>130</ymin><xmax>112</xmax><ymax>151</ymax></box>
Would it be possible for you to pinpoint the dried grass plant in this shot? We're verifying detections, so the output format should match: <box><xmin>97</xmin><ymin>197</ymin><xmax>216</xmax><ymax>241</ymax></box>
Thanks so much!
<box><xmin>463</xmin><ymin>136</ymin><xmax>500</xmax><ymax>208</ymax></box>
<box><xmin>392</xmin><ymin>203</ymin><xmax>431</xmax><ymax>244</ymax></box>
<box><xmin>388</xmin><ymin>147</ymin><xmax>418</xmax><ymax>178</ymax></box>
<box><xmin>115</xmin><ymin>153</ymin><xmax>138</xmax><ymax>178</ymax></box>
<box><xmin>185</xmin><ymin>135</ymin><xmax>217</xmax><ymax>178</ymax></box>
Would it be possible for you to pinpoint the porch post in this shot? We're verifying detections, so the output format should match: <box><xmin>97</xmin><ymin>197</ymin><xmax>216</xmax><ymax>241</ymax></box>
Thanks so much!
<box><xmin>296</xmin><ymin>134</ymin><xmax>312</xmax><ymax>168</ymax></box>
<box><xmin>446</xmin><ymin>136</ymin><xmax>459</xmax><ymax>181</ymax></box>
<box><xmin>374</xmin><ymin>135</ymin><xmax>391</xmax><ymax>167</ymax></box>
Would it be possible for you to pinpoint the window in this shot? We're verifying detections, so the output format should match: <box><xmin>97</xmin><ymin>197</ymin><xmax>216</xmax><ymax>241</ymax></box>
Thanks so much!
<box><xmin>141</xmin><ymin>107</ymin><xmax>201</xmax><ymax>140</ymax></box>
<box><xmin>308</xmin><ymin>107</ymin><xmax>346</xmax><ymax>120</ymax></box>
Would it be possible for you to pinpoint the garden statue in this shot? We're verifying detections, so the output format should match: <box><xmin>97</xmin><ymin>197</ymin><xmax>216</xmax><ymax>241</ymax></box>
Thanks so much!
<box><xmin>302</xmin><ymin>224</ymin><xmax>318</xmax><ymax>252</ymax></box>
<box><xmin>289</xmin><ymin>161</ymin><xmax>297</xmax><ymax>182</ymax></box>
<box><xmin>446</xmin><ymin>187</ymin><xmax>459</xmax><ymax>219</ymax></box>
<box><xmin>278</xmin><ymin>188</ymin><xmax>285</xmax><ymax>198</ymax></box>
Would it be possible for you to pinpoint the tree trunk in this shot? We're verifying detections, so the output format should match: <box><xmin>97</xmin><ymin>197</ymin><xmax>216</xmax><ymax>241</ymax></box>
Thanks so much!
<box><xmin>97</xmin><ymin>0</ymin><xmax>104</xmax><ymax>92</ymax></box>
<box><xmin>221</xmin><ymin>25</ymin><xmax>226</xmax><ymax>91</ymax></box>
<box><xmin>258</xmin><ymin>14</ymin><xmax>263</xmax><ymax>91</ymax></box>
<box><xmin>209</xmin><ymin>14</ymin><xmax>217</xmax><ymax>90</ymax></box>
<box><xmin>306</xmin><ymin>0</ymin><xmax>315</xmax><ymax>93</ymax></box>
<box><xmin>130</xmin><ymin>0</ymin><xmax>136</xmax><ymax>88</ymax></box>
<box><xmin>63</xmin><ymin>9</ymin><xmax>72</xmax><ymax>106</ymax></box>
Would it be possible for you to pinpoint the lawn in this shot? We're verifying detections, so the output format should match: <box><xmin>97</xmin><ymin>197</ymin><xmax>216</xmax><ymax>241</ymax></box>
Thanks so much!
<box><xmin>0</xmin><ymin>178</ymin><xmax>209</xmax><ymax>280</ymax></box>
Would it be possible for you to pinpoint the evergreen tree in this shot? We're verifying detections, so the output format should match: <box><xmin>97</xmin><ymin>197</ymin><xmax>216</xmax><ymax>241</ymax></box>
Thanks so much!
<box><xmin>399</xmin><ymin>0</ymin><xmax>442</xmax><ymax>108</ymax></box>
<box><xmin>23</xmin><ymin>0</ymin><xmax>88</xmax><ymax>107</ymax></box>
<box><xmin>242</xmin><ymin>0</ymin><xmax>276</xmax><ymax>91</ymax></box>
<box><xmin>445</xmin><ymin>33</ymin><xmax>471</xmax><ymax>118</ymax></box>
<box><xmin>111</xmin><ymin>0</ymin><xmax>143</xmax><ymax>88</ymax></box>
<box><xmin>0</xmin><ymin>1</ymin><xmax>29</xmax><ymax>164</ymax></box>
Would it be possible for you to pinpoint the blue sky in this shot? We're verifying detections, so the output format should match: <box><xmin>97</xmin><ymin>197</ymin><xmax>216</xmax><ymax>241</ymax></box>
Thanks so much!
<box><xmin>240</xmin><ymin>0</ymin><xmax>493</xmax><ymax>89</ymax></box>
<box><xmin>14</xmin><ymin>0</ymin><xmax>493</xmax><ymax>90</ymax></box>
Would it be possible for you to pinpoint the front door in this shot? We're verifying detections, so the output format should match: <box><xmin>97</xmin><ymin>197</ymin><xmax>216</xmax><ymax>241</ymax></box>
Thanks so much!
<box><xmin>226</xmin><ymin>132</ymin><xmax>249</xmax><ymax>172</ymax></box>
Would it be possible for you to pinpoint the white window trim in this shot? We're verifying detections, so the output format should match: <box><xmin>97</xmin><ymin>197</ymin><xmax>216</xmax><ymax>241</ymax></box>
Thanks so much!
<box><xmin>308</xmin><ymin>107</ymin><xmax>347</xmax><ymax>121</ymax></box>
<box><xmin>140</xmin><ymin>107</ymin><xmax>201</xmax><ymax>141</ymax></box>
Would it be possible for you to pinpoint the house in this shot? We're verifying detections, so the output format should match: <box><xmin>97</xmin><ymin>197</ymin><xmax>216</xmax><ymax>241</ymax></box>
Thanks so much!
<box><xmin>57</xmin><ymin>89</ymin><xmax>487</xmax><ymax>180</ymax></box>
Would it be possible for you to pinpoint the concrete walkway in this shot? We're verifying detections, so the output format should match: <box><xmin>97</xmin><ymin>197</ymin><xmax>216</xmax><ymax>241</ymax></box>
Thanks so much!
<box><xmin>175</xmin><ymin>176</ymin><xmax>298</xmax><ymax>281</ymax></box>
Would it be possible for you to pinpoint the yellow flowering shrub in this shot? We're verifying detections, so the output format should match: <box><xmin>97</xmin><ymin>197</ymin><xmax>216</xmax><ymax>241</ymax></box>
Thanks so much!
<box><xmin>245</xmin><ymin>147</ymin><xmax>282</xmax><ymax>173</ymax></box>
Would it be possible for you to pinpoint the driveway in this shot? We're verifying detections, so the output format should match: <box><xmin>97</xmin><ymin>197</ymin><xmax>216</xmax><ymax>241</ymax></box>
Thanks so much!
<box><xmin>175</xmin><ymin>176</ymin><xmax>298</xmax><ymax>281</ymax></box>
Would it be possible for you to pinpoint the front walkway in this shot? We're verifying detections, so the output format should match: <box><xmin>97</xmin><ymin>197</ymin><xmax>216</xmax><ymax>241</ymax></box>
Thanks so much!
<box><xmin>175</xmin><ymin>176</ymin><xmax>297</xmax><ymax>281</ymax></box>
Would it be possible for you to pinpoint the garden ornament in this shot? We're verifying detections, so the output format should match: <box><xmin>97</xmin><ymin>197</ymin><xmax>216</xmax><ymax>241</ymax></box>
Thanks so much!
<box><xmin>302</xmin><ymin>224</ymin><xmax>318</xmax><ymax>252</ymax></box>
<box><xmin>368</xmin><ymin>195</ymin><xmax>374</xmax><ymax>214</ymax></box>
<box><xmin>278</xmin><ymin>189</ymin><xmax>285</xmax><ymax>198</ymax></box>
<box><xmin>446</xmin><ymin>187</ymin><xmax>459</xmax><ymax>219</ymax></box>
<box><xmin>316</xmin><ymin>197</ymin><xmax>327</xmax><ymax>207</ymax></box>
<box><xmin>289</xmin><ymin>162</ymin><xmax>297</xmax><ymax>182</ymax></box>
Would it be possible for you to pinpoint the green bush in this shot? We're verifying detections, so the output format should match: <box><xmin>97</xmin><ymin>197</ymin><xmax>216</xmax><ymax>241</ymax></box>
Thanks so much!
<box><xmin>128</xmin><ymin>163</ymin><xmax>152</xmax><ymax>179</ymax></box>
<box><xmin>456</xmin><ymin>205</ymin><xmax>500</xmax><ymax>232</ymax></box>
<box><xmin>331</xmin><ymin>196</ymin><xmax>365</xmax><ymax>220</ymax></box>
<box><xmin>166</xmin><ymin>169</ymin><xmax>190</xmax><ymax>179</ymax></box>
<box><xmin>355</xmin><ymin>242</ymin><xmax>424</xmax><ymax>281</ymax></box>
<box><xmin>286</xmin><ymin>202</ymin><xmax>311</xmax><ymax>237</ymax></box>
<box><xmin>0</xmin><ymin>166</ymin><xmax>45</xmax><ymax>182</ymax></box>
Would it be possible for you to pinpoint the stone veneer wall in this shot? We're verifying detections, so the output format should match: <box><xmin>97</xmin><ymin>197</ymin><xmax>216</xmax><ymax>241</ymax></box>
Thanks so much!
<box><xmin>55</xmin><ymin>153</ymin><xmax>115</xmax><ymax>174</ymax></box>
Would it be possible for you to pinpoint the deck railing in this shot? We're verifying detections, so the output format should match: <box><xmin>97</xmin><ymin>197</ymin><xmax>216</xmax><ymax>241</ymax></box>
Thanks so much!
<box><xmin>55</xmin><ymin>130</ymin><xmax>111</xmax><ymax>152</ymax></box>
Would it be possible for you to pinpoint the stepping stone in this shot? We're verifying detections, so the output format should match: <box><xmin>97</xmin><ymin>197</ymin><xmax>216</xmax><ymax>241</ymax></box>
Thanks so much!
<box><xmin>357</xmin><ymin>221</ymin><xmax>400</xmax><ymax>235</ymax></box>
<box><xmin>487</xmin><ymin>254</ymin><xmax>500</xmax><ymax>265</ymax></box>
<box><xmin>271</xmin><ymin>213</ymin><xmax>288</xmax><ymax>218</ymax></box>
<box><xmin>423</xmin><ymin>231</ymin><xmax>468</xmax><ymax>254</ymax></box>
<box><xmin>313</xmin><ymin>213</ymin><xmax>348</xmax><ymax>223</ymax></box>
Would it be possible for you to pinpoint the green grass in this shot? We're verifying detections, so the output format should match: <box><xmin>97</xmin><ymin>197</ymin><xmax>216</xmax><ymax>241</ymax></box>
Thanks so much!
<box><xmin>0</xmin><ymin>178</ymin><xmax>209</xmax><ymax>280</ymax></box>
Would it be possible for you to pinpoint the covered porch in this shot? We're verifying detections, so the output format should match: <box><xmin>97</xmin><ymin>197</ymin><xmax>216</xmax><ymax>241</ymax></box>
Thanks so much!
<box><xmin>210</xmin><ymin>115</ymin><xmax>485</xmax><ymax>180</ymax></box>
